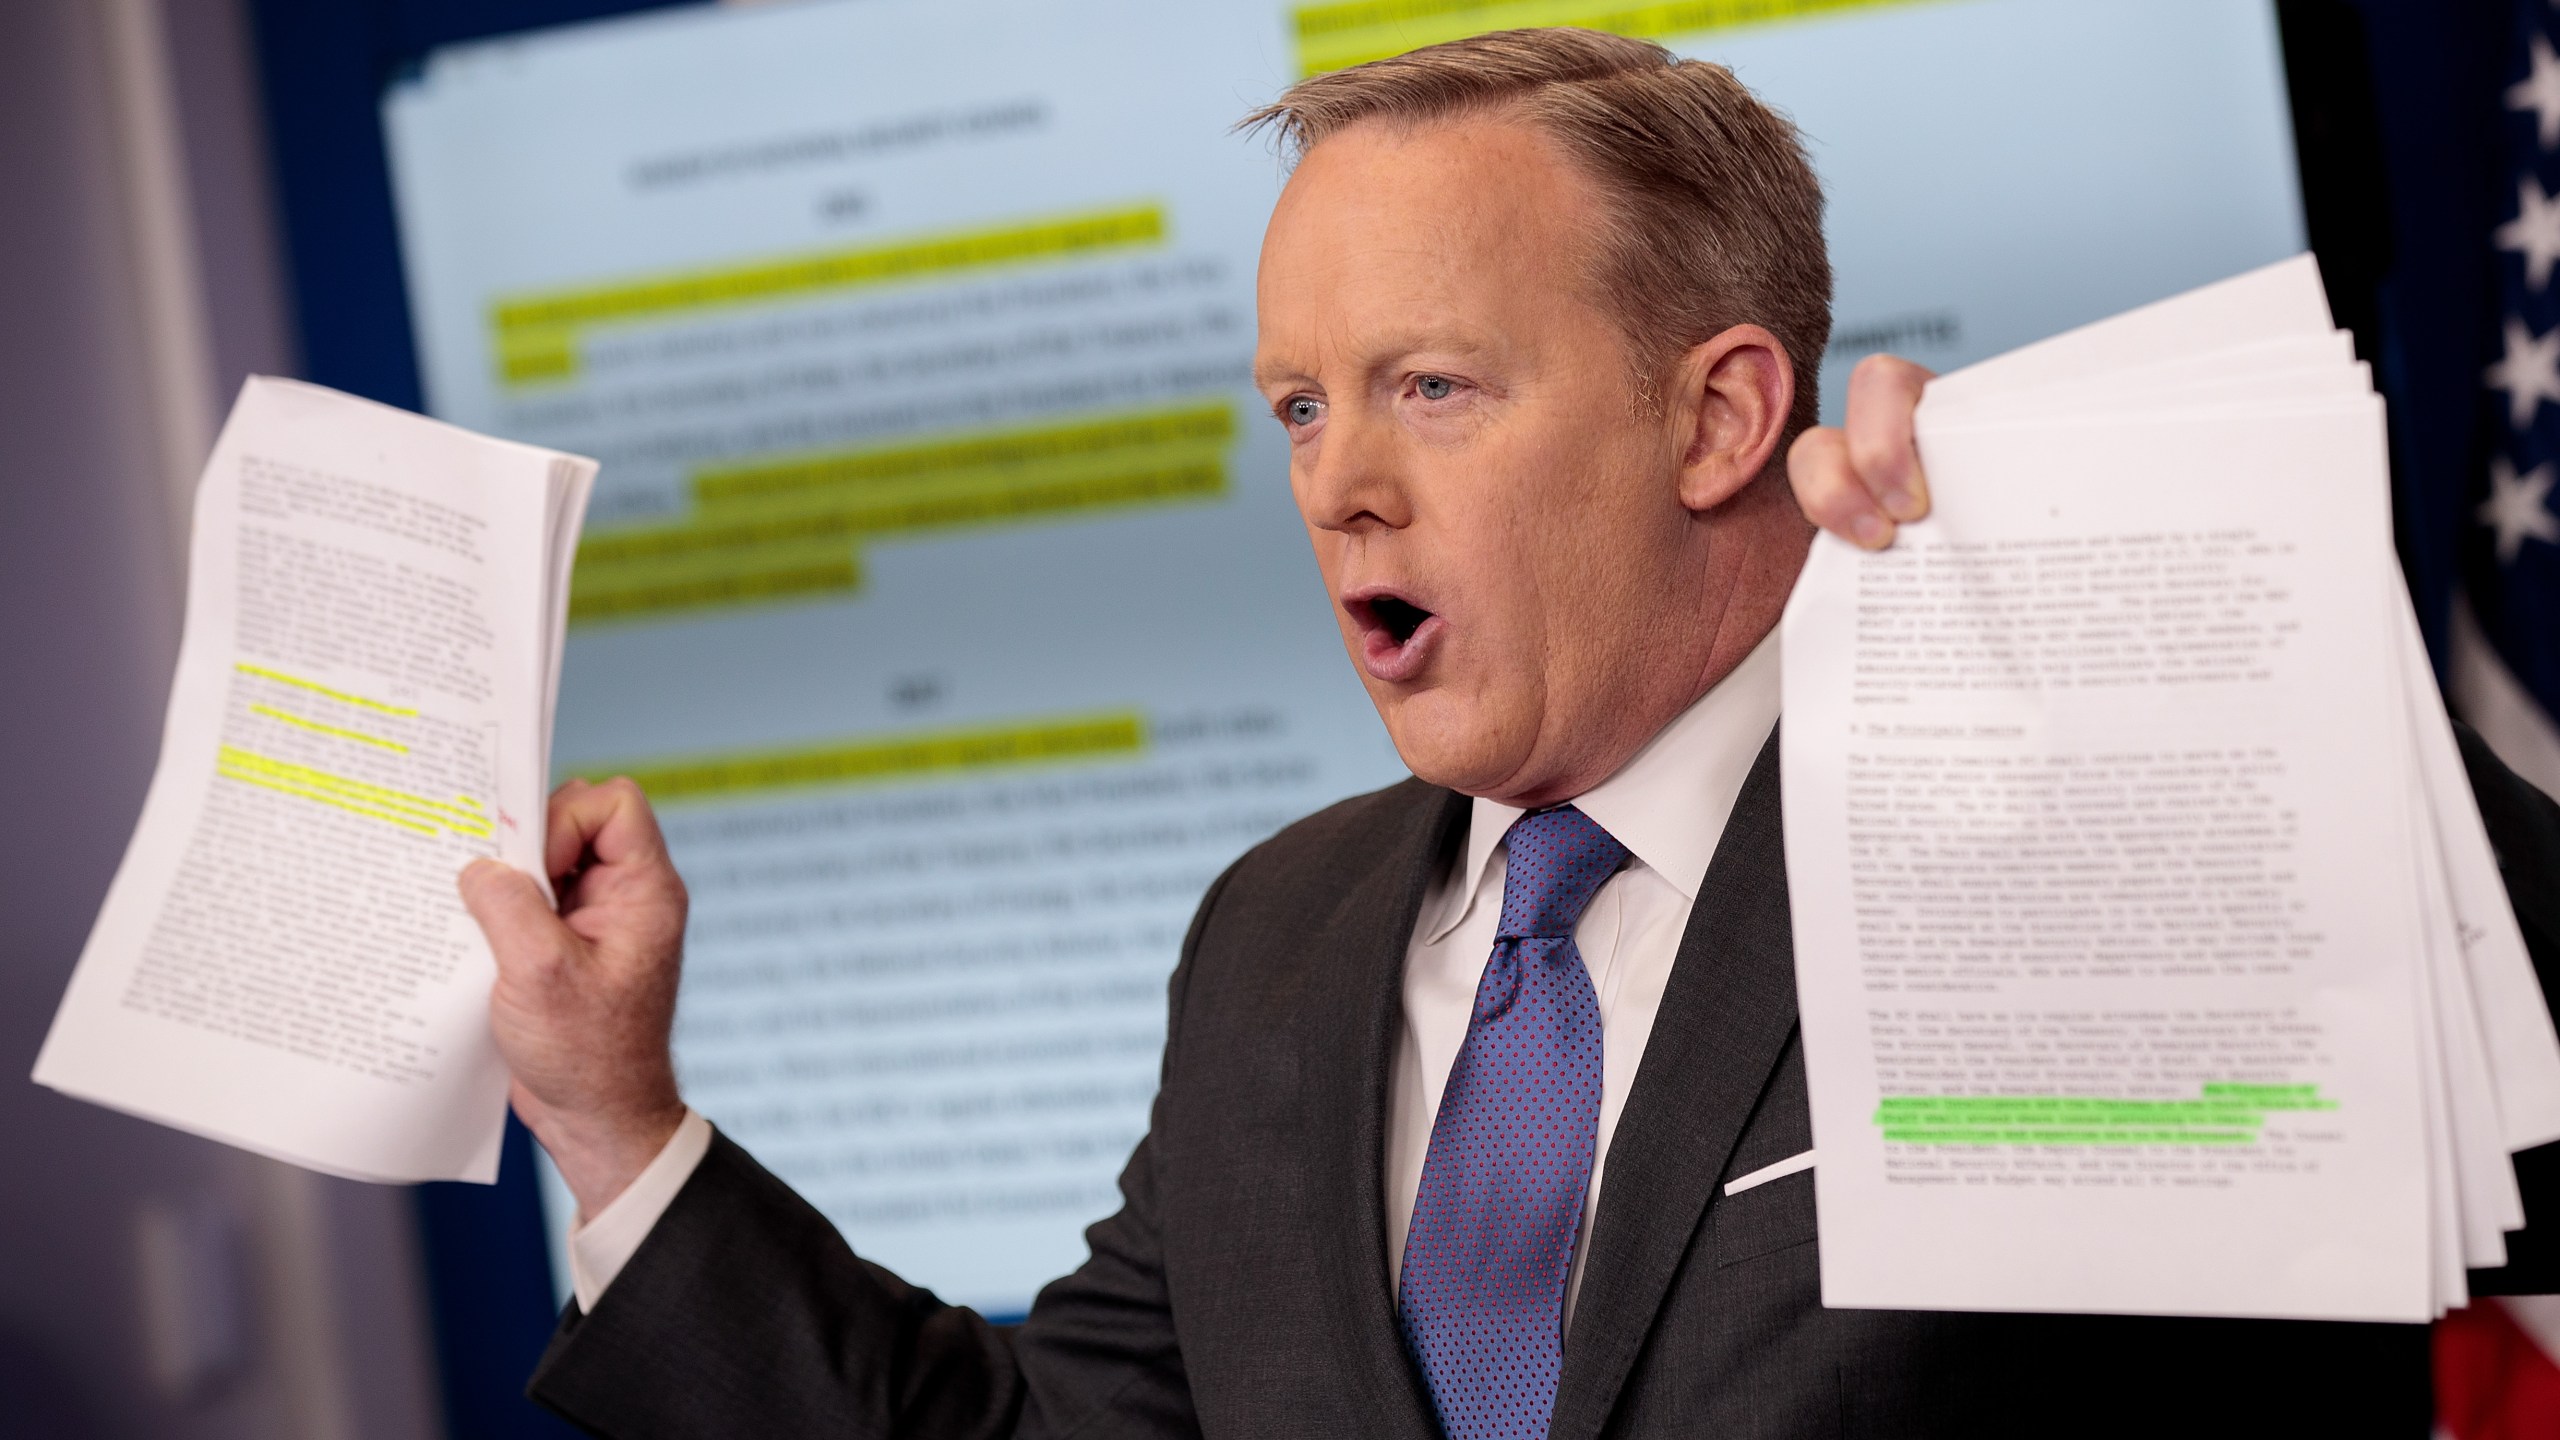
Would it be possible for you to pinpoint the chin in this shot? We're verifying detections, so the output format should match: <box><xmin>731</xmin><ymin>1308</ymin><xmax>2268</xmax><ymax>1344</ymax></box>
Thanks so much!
<box><xmin>1374</xmin><ymin>691</ymin><xmax>1521</xmax><ymax>797</ymax></box>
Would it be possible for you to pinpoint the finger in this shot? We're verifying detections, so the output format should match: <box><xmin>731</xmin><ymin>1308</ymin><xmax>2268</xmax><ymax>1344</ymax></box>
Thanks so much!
<box><xmin>1842</xmin><ymin>354</ymin><xmax>1935</xmax><ymax>523</ymax></box>
<box><xmin>1787</xmin><ymin>426</ymin><xmax>1895</xmax><ymax>550</ymax></box>
<box><xmin>547</xmin><ymin>775</ymin><xmax>672</xmax><ymax>882</ymax></box>
<box><xmin>460</xmin><ymin>859</ymin><xmax>575</xmax><ymax>979</ymax></box>
<box><xmin>543</xmin><ymin>777</ymin><xmax>595</xmax><ymax>879</ymax></box>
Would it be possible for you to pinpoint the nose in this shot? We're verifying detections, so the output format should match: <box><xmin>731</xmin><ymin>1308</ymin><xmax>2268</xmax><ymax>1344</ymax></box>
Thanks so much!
<box><xmin>1294</xmin><ymin>401</ymin><xmax>1411</xmax><ymax>537</ymax></box>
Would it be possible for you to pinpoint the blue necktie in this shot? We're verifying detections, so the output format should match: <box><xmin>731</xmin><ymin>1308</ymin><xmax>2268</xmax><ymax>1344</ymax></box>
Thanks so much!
<box><xmin>1398</xmin><ymin>805</ymin><xmax>1629</xmax><ymax>1440</ymax></box>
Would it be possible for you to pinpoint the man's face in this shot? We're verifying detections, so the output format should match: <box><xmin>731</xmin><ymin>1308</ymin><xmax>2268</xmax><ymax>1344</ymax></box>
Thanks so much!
<box><xmin>1254</xmin><ymin>116</ymin><xmax>1755</xmax><ymax>804</ymax></box>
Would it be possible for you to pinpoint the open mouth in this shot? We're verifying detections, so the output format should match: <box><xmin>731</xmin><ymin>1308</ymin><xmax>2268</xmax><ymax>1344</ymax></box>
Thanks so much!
<box><xmin>1345</xmin><ymin>589</ymin><xmax>1445</xmax><ymax>683</ymax></box>
<box><xmin>1371</xmin><ymin>595</ymin><xmax>1430</xmax><ymax>645</ymax></box>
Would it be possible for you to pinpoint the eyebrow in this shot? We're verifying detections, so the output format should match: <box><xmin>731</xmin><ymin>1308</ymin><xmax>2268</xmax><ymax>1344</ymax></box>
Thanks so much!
<box><xmin>1253</xmin><ymin>329</ymin><xmax>1509</xmax><ymax>392</ymax></box>
<box><xmin>1251</xmin><ymin>358</ymin><xmax>1310</xmax><ymax>391</ymax></box>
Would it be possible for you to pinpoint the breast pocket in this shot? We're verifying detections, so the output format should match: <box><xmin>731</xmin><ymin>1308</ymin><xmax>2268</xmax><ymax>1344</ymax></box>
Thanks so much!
<box><xmin>1707</xmin><ymin>1031</ymin><xmax>1818</xmax><ymax>1266</ymax></box>
<box><xmin>1708</xmin><ymin>1166</ymin><xmax>1818</xmax><ymax>1267</ymax></box>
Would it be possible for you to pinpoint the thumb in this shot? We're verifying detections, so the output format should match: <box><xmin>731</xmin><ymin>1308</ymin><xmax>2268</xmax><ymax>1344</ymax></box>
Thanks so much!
<box><xmin>460</xmin><ymin>859</ymin><xmax>573</xmax><ymax>975</ymax></box>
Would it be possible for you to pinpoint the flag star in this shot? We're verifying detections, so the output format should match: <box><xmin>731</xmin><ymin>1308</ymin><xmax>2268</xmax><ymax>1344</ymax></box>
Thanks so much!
<box><xmin>2488</xmin><ymin>317</ymin><xmax>2560</xmax><ymax>428</ymax></box>
<box><xmin>2513</xmin><ymin>33</ymin><xmax>2560</xmax><ymax>149</ymax></box>
<box><xmin>2500</xmin><ymin>175</ymin><xmax>2560</xmax><ymax>290</ymax></box>
<box><xmin>2480</xmin><ymin>455</ymin><xmax>2560</xmax><ymax>563</ymax></box>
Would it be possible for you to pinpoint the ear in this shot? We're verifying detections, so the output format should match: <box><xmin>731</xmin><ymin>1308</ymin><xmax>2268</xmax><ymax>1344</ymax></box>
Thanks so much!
<box><xmin>1668</xmin><ymin>324</ymin><xmax>1794</xmax><ymax>514</ymax></box>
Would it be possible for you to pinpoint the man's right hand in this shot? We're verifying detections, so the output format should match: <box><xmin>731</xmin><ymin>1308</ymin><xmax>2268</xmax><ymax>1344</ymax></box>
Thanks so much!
<box><xmin>460</xmin><ymin>777</ymin><xmax>689</xmax><ymax>1220</ymax></box>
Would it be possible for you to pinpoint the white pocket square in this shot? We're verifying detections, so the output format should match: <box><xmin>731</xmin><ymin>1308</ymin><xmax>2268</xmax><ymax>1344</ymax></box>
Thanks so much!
<box><xmin>1722</xmin><ymin>1149</ymin><xmax>1816</xmax><ymax>1197</ymax></box>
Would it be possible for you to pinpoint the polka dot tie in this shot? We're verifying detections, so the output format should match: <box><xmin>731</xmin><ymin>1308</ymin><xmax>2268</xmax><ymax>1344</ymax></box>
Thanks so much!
<box><xmin>1398</xmin><ymin>805</ymin><xmax>1629</xmax><ymax>1440</ymax></box>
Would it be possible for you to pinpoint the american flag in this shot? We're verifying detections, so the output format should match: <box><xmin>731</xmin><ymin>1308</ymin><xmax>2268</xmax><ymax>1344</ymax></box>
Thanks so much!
<box><xmin>2463</xmin><ymin>0</ymin><xmax>2560</xmax><ymax>797</ymax></box>
<box><xmin>2436</xmin><ymin>2</ymin><xmax>2560</xmax><ymax>1435</ymax></box>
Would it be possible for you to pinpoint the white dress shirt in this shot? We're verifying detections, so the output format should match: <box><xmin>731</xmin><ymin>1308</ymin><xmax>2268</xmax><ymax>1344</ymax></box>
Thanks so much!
<box><xmin>566</xmin><ymin>1108</ymin><xmax>712</xmax><ymax>1312</ymax></box>
<box><xmin>568</xmin><ymin>636</ymin><xmax>1782</xmax><ymax>1316</ymax></box>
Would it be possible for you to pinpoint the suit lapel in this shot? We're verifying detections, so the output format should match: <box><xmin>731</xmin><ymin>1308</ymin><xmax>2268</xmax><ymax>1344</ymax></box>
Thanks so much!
<box><xmin>1300</xmin><ymin>780</ymin><xmax>1469</xmax><ymax>1440</ymax></box>
<box><xmin>1549</xmin><ymin>729</ymin><xmax>1798</xmax><ymax>1440</ymax></box>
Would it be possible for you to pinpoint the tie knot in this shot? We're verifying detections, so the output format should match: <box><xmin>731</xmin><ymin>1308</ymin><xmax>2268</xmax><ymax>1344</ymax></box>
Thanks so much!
<box><xmin>1496</xmin><ymin>806</ymin><xmax>1629</xmax><ymax>940</ymax></box>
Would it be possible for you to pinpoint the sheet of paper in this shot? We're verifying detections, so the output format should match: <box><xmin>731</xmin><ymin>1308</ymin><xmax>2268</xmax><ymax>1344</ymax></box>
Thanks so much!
<box><xmin>1783</xmin><ymin>255</ymin><xmax>2560</xmax><ymax>1320</ymax></box>
<box><xmin>33</xmin><ymin>378</ymin><xmax>594</xmax><ymax>1183</ymax></box>
<box><xmin>1919</xmin><ymin>334</ymin><xmax>2357</xmax><ymax>425</ymax></box>
<box><xmin>1786</xmin><ymin>395</ymin><xmax>2442</xmax><ymax>1319</ymax></box>
<box><xmin>1918</xmin><ymin>254</ymin><xmax>2333</xmax><ymax>408</ymax></box>
<box><xmin>1933</xmin><ymin>380</ymin><xmax>2538</xmax><ymax>1288</ymax></box>
<box><xmin>1785</xmin><ymin>398</ymin><xmax>2436</xmax><ymax>1319</ymax></box>
<box><xmin>2412</xmin><ymin>745</ymin><xmax>2518</xmax><ymax>1273</ymax></box>
<box><xmin>2399</xmin><ymin>598</ymin><xmax>2560</xmax><ymax>1151</ymax></box>
<box><xmin>1919</xmin><ymin>254</ymin><xmax>2549</xmax><ymax>1304</ymax></box>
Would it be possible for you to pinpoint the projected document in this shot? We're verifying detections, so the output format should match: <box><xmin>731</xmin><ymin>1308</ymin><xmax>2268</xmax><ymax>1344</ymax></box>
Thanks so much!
<box><xmin>384</xmin><ymin>0</ymin><xmax>2304</xmax><ymax>1313</ymax></box>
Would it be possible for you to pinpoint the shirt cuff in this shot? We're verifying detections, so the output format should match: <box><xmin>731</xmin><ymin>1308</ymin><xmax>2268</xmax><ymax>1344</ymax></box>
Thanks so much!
<box><xmin>565</xmin><ymin>1108</ymin><xmax>714</xmax><ymax>1313</ymax></box>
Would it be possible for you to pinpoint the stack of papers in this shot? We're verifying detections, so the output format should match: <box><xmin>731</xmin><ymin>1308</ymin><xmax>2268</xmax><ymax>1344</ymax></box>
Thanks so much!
<box><xmin>34</xmin><ymin>378</ymin><xmax>594</xmax><ymax>1183</ymax></box>
<box><xmin>1781</xmin><ymin>256</ymin><xmax>2560</xmax><ymax>1321</ymax></box>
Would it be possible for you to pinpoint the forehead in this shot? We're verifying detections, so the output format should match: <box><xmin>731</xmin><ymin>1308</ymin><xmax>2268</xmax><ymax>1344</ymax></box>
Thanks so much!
<box><xmin>1253</xmin><ymin>115</ymin><xmax>1614</xmax><ymax>375</ymax></box>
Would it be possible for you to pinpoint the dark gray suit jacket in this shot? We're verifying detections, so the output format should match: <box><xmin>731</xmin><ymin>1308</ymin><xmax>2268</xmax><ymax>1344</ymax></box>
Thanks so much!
<box><xmin>528</xmin><ymin>726</ymin><xmax>2560</xmax><ymax>1438</ymax></box>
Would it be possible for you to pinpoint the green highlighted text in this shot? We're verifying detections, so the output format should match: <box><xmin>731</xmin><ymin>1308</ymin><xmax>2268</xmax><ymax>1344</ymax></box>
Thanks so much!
<box><xmin>1875</xmin><ymin>1084</ymin><xmax>2338</xmax><ymax>1147</ymax></box>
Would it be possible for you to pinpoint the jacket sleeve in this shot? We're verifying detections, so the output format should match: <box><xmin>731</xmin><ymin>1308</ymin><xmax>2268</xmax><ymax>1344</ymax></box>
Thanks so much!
<box><xmin>2458</xmin><ymin>720</ymin><xmax>2560</xmax><ymax>1296</ymax></box>
<box><xmin>524</xmin><ymin>867</ymin><xmax>1237</xmax><ymax>1438</ymax></box>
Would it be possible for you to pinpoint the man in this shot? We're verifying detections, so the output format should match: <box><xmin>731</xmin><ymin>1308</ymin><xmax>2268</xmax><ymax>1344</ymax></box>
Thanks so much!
<box><xmin>462</xmin><ymin>28</ymin><xmax>2560</xmax><ymax>1438</ymax></box>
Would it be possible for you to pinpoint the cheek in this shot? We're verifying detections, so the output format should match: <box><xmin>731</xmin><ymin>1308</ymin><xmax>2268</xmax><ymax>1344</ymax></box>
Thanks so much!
<box><xmin>1428</xmin><ymin>502</ymin><xmax>1540</xmax><ymax>637</ymax></box>
<box><xmin>1454</xmin><ymin>479</ymin><xmax>1656</xmax><ymax>683</ymax></box>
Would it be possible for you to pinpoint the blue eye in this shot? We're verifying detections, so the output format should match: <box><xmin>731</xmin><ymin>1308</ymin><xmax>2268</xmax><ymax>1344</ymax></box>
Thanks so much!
<box><xmin>1415</xmin><ymin>374</ymin><xmax>1454</xmax><ymax>401</ymax></box>
<box><xmin>1286</xmin><ymin>396</ymin><xmax>1323</xmax><ymax>426</ymax></box>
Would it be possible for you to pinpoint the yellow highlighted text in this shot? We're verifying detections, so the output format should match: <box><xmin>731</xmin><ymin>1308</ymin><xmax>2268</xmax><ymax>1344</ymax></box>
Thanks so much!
<box><xmin>234</xmin><ymin>663</ymin><xmax>417</xmax><ymax>716</ymax></box>
<box><xmin>489</xmin><ymin>204</ymin><xmax>1166</xmax><ymax>386</ymax></box>
<box><xmin>580</xmin><ymin>711</ymin><xmax>1147</xmax><ymax>804</ymax></box>
<box><xmin>568</xmin><ymin>400</ymin><xmax>1234</xmax><ymax>626</ymax></box>
<box><xmin>217</xmin><ymin>745</ymin><xmax>492</xmax><ymax>839</ymax></box>
<box><xmin>248</xmin><ymin>703</ymin><xmax>407</xmax><ymax>752</ymax></box>
<box><xmin>221</xmin><ymin>767</ymin><xmax>438</xmax><ymax>836</ymax></box>
<box><xmin>1292</xmin><ymin>0</ymin><xmax>1929</xmax><ymax>75</ymax></box>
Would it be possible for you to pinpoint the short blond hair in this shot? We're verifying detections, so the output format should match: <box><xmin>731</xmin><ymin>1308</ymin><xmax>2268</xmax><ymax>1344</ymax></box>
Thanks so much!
<box><xmin>1243</xmin><ymin>27</ymin><xmax>1832</xmax><ymax>439</ymax></box>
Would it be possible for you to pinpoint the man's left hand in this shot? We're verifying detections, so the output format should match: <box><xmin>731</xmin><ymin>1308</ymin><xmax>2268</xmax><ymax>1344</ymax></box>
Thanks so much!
<box><xmin>1786</xmin><ymin>353</ymin><xmax>1934</xmax><ymax>548</ymax></box>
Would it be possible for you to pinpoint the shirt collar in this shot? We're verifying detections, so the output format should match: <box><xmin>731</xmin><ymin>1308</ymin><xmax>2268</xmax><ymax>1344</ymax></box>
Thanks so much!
<box><xmin>1423</xmin><ymin>629</ymin><xmax>1782</xmax><ymax>943</ymax></box>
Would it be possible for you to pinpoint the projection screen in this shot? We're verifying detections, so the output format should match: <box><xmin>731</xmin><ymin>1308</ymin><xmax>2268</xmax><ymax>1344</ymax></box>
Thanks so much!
<box><xmin>382</xmin><ymin>0</ymin><xmax>2306</xmax><ymax>1314</ymax></box>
